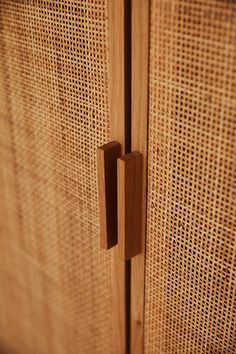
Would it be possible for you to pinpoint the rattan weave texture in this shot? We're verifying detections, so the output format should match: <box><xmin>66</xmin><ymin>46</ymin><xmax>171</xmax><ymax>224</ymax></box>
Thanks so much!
<box><xmin>145</xmin><ymin>1</ymin><xmax>236</xmax><ymax>353</ymax></box>
<box><xmin>0</xmin><ymin>1</ymin><xmax>115</xmax><ymax>353</ymax></box>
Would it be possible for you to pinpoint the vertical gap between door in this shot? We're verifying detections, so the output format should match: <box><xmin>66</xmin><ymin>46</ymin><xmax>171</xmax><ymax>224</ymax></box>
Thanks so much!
<box><xmin>124</xmin><ymin>0</ymin><xmax>132</xmax><ymax>353</ymax></box>
<box><xmin>130</xmin><ymin>1</ymin><xmax>150</xmax><ymax>353</ymax></box>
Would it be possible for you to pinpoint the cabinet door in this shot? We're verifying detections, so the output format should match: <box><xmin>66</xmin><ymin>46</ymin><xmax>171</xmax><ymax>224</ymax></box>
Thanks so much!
<box><xmin>0</xmin><ymin>1</ymin><xmax>126</xmax><ymax>354</ymax></box>
<box><xmin>139</xmin><ymin>1</ymin><xmax>236</xmax><ymax>353</ymax></box>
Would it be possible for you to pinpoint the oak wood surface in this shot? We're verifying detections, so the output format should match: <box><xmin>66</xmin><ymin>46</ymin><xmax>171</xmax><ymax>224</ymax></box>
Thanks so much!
<box><xmin>108</xmin><ymin>1</ymin><xmax>129</xmax><ymax>353</ymax></box>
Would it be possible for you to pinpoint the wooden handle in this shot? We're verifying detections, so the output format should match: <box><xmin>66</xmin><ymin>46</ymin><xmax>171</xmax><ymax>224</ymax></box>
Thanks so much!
<box><xmin>97</xmin><ymin>141</ymin><xmax>121</xmax><ymax>249</ymax></box>
<box><xmin>118</xmin><ymin>152</ymin><xmax>142</xmax><ymax>260</ymax></box>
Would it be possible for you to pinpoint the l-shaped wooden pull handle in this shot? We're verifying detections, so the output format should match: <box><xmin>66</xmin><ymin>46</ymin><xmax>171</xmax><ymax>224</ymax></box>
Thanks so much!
<box><xmin>117</xmin><ymin>152</ymin><xmax>142</xmax><ymax>260</ymax></box>
<box><xmin>97</xmin><ymin>141</ymin><xmax>121</xmax><ymax>249</ymax></box>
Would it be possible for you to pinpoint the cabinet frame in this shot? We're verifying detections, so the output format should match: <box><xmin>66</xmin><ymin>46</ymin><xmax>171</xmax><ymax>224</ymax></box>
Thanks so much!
<box><xmin>108</xmin><ymin>1</ymin><xmax>130</xmax><ymax>353</ymax></box>
<box><xmin>131</xmin><ymin>1</ymin><xmax>150</xmax><ymax>353</ymax></box>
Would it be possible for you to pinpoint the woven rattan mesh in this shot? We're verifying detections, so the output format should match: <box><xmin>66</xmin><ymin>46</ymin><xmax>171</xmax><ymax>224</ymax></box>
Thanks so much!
<box><xmin>0</xmin><ymin>1</ymin><xmax>115</xmax><ymax>353</ymax></box>
<box><xmin>145</xmin><ymin>1</ymin><xmax>236</xmax><ymax>353</ymax></box>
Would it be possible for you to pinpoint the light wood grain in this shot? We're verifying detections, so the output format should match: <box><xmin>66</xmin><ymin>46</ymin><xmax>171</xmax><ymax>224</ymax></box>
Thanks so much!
<box><xmin>118</xmin><ymin>152</ymin><xmax>142</xmax><ymax>260</ymax></box>
<box><xmin>108</xmin><ymin>0</ymin><xmax>125</xmax><ymax>145</ymax></box>
<box><xmin>131</xmin><ymin>0</ymin><xmax>150</xmax><ymax>353</ymax></box>
<box><xmin>108</xmin><ymin>1</ymin><xmax>129</xmax><ymax>353</ymax></box>
<box><xmin>97</xmin><ymin>141</ymin><xmax>121</xmax><ymax>249</ymax></box>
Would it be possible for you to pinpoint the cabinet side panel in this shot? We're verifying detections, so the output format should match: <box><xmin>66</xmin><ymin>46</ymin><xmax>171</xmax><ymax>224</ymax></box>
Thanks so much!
<box><xmin>145</xmin><ymin>1</ymin><xmax>236</xmax><ymax>353</ymax></box>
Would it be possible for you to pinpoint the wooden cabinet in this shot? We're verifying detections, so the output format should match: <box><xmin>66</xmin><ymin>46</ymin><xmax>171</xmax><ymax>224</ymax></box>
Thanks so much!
<box><xmin>0</xmin><ymin>1</ymin><xmax>235</xmax><ymax>354</ymax></box>
<box><xmin>0</xmin><ymin>1</ymin><xmax>126</xmax><ymax>353</ymax></box>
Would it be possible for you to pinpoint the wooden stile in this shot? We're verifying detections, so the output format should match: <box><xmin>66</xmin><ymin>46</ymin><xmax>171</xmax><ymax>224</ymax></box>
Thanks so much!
<box><xmin>108</xmin><ymin>1</ymin><xmax>129</xmax><ymax>353</ymax></box>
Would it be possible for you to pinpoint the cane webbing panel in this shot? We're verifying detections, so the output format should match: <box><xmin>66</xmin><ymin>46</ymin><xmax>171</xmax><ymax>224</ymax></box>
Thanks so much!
<box><xmin>145</xmin><ymin>1</ymin><xmax>236</xmax><ymax>353</ymax></box>
<box><xmin>0</xmin><ymin>1</ymin><xmax>115</xmax><ymax>354</ymax></box>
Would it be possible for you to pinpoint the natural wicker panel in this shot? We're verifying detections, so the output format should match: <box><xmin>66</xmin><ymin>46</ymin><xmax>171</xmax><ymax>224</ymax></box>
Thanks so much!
<box><xmin>145</xmin><ymin>1</ymin><xmax>236</xmax><ymax>353</ymax></box>
<box><xmin>0</xmin><ymin>1</ymin><xmax>115</xmax><ymax>354</ymax></box>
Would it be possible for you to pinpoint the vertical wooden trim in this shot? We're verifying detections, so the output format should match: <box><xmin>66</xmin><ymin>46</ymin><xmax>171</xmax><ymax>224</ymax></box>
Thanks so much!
<box><xmin>108</xmin><ymin>0</ymin><xmax>125</xmax><ymax>145</ymax></box>
<box><xmin>108</xmin><ymin>1</ymin><xmax>130</xmax><ymax>353</ymax></box>
<box><xmin>118</xmin><ymin>152</ymin><xmax>142</xmax><ymax>260</ymax></box>
<box><xmin>131</xmin><ymin>0</ymin><xmax>150</xmax><ymax>353</ymax></box>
